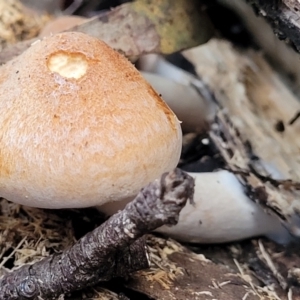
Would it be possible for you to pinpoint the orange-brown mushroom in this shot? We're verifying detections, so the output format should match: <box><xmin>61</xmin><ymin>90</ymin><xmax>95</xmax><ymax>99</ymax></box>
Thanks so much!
<box><xmin>0</xmin><ymin>32</ymin><xmax>182</xmax><ymax>209</ymax></box>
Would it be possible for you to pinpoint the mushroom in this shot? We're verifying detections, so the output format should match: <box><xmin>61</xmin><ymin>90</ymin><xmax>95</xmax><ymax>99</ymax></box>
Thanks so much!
<box><xmin>100</xmin><ymin>169</ymin><xmax>291</xmax><ymax>244</ymax></box>
<box><xmin>0</xmin><ymin>31</ymin><xmax>291</xmax><ymax>245</ymax></box>
<box><xmin>0</xmin><ymin>31</ymin><xmax>181</xmax><ymax>209</ymax></box>
<box><xmin>137</xmin><ymin>54</ymin><xmax>292</xmax><ymax>244</ymax></box>
<box><xmin>156</xmin><ymin>171</ymin><xmax>292</xmax><ymax>244</ymax></box>
<box><xmin>141</xmin><ymin>72</ymin><xmax>212</xmax><ymax>133</ymax></box>
<box><xmin>138</xmin><ymin>54</ymin><xmax>217</xmax><ymax>128</ymax></box>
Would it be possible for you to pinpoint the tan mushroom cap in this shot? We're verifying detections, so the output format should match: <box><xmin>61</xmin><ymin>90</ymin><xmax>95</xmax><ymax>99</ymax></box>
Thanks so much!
<box><xmin>0</xmin><ymin>32</ymin><xmax>182</xmax><ymax>209</ymax></box>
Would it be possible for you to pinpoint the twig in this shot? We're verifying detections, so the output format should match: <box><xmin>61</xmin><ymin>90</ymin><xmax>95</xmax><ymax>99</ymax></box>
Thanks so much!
<box><xmin>288</xmin><ymin>111</ymin><xmax>300</xmax><ymax>125</ymax></box>
<box><xmin>0</xmin><ymin>236</ymin><xmax>27</xmax><ymax>269</ymax></box>
<box><xmin>0</xmin><ymin>168</ymin><xmax>194</xmax><ymax>300</ymax></box>
<box><xmin>258</xmin><ymin>239</ymin><xmax>288</xmax><ymax>290</ymax></box>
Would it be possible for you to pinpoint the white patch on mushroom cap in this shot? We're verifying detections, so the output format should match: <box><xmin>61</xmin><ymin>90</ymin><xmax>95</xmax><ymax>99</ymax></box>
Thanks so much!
<box><xmin>47</xmin><ymin>52</ymin><xmax>88</xmax><ymax>79</ymax></box>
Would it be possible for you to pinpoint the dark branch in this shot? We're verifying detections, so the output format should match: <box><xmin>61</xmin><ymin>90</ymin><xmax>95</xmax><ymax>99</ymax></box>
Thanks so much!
<box><xmin>247</xmin><ymin>0</ymin><xmax>300</xmax><ymax>53</ymax></box>
<box><xmin>0</xmin><ymin>168</ymin><xmax>194</xmax><ymax>300</ymax></box>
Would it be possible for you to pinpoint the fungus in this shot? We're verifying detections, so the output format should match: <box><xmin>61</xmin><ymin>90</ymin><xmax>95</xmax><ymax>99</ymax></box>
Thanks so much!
<box><xmin>0</xmin><ymin>31</ymin><xmax>291</xmax><ymax>245</ymax></box>
<box><xmin>0</xmin><ymin>32</ymin><xmax>181</xmax><ymax>209</ymax></box>
<box><xmin>138</xmin><ymin>54</ymin><xmax>292</xmax><ymax>244</ymax></box>
<box><xmin>157</xmin><ymin>171</ymin><xmax>291</xmax><ymax>244</ymax></box>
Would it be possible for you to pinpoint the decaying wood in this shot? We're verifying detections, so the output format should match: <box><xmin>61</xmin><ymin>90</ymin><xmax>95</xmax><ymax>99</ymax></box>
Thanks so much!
<box><xmin>128</xmin><ymin>236</ymin><xmax>262</xmax><ymax>300</ymax></box>
<box><xmin>0</xmin><ymin>169</ymin><xmax>194</xmax><ymax>300</ymax></box>
<box><xmin>246</xmin><ymin>0</ymin><xmax>300</xmax><ymax>53</ymax></box>
<box><xmin>0</xmin><ymin>0</ymin><xmax>213</xmax><ymax>65</ymax></box>
<box><xmin>221</xmin><ymin>0</ymin><xmax>300</xmax><ymax>96</ymax></box>
<box><xmin>183</xmin><ymin>39</ymin><xmax>300</xmax><ymax>235</ymax></box>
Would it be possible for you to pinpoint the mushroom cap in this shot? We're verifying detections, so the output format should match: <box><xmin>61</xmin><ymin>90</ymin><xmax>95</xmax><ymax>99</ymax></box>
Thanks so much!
<box><xmin>0</xmin><ymin>32</ymin><xmax>182</xmax><ymax>208</ymax></box>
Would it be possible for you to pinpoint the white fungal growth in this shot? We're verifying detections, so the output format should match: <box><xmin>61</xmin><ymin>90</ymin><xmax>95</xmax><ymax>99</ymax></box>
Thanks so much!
<box><xmin>47</xmin><ymin>52</ymin><xmax>88</xmax><ymax>79</ymax></box>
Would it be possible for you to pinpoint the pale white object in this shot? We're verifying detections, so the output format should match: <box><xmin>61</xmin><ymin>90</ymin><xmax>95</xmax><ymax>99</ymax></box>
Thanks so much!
<box><xmin>157</xmin><ymin>171</ymin><xmax>290</xmax><ymax>244</ymax></box>
<box><xmin>141</xmin><ymin>72</ymin><xmax>211</xmax><ymax>133</ymax></box>
<box><xmin>138</xmin><ymin>54</ymin><xmax>216</xmax><ymax>120</ymax></box>
<box><xmin>139</xmin><ymin>54</ymin><xmax>194</xmax><ymax>85</ymax></box>
<box><xmin>101</xmin><ymin>170</ymin><xmax>291</xmax><ymax>244</ymax></box>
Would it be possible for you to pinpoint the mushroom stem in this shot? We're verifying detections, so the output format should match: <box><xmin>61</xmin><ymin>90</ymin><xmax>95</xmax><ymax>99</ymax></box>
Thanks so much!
<box><xmin>138</xmin><ymin>55</ymin><xmax>217</xmax><ymax>125</ymax></box>
<box><xmin>141</xmin><ymin>71</ymin><xmax>212</xmax><ymax>133</ymax></box>
<box><xmin>100</xmin><ymin>170</ymin><xmax>292</xmax><ymax>244</ymax></box>
<box><xmin>139</xmin><ymin>54</ymin><xmax>214</xmax><ymax>98</ymax></box>
<box><xmin>0</xmin><ymin>169</ymin><xmax>194</xmax><ymax>300</ymax></box>
<box><xmin>156</xmin><ymin>171</ymin><xmax>292</xmax><ymax>244</ymax></box>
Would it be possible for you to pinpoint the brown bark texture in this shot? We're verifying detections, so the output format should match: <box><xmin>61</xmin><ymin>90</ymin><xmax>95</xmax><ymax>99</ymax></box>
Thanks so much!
<box><xmin>0</xmin><ymin>169</ymin><xmax>194</xmax><ymax>300</ymax></box>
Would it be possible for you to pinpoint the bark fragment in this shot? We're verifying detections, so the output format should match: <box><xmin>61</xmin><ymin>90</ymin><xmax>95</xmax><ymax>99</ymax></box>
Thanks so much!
<box><xmin>0</xmin><ymin>0</ymin><xmax>213</xmax><ymax>64</ymax></box>
<box><xmin>183</xmin><ymin>39</ymin><xmax>300</xmax><ymax>236</ymax></box>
